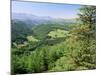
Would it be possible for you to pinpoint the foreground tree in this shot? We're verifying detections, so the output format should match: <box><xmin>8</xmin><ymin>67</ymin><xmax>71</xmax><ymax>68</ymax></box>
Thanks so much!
<box><xmin>72</xmin><ymin>6</ymin><xmax>96</xmax><ymax>69</ymax></box>
<box><xmin>78</xmin><ymin>6</ymin><xmax>96</xmax><ymax>30</ymax></box>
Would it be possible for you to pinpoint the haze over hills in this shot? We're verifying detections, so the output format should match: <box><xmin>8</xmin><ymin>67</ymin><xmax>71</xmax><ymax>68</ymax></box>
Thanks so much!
<box><xmin>12</xmin><ymin>13</ymin><xmax>77</xmax><ymax>25</ymax></box>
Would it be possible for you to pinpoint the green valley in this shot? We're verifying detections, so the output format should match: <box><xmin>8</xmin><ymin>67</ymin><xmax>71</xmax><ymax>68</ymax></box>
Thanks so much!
<box><xmin>11</xmin><ymin>4</ymin><xmax>96</xmax><ymax>74</ymax></box>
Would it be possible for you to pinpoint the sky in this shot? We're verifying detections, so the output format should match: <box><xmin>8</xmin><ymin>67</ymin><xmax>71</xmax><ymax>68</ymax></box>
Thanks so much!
<box><xmin>12</xmin><ymin>1</ymin><xmax>81</xmax><ymax>19</ymax></box>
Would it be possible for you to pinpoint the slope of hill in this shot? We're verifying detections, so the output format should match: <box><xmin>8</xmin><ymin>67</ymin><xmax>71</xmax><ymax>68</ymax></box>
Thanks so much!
<box><xmin>11</xmin><ymin>20</ymin><xmax>33</xmax><ymax>44</ymax></box>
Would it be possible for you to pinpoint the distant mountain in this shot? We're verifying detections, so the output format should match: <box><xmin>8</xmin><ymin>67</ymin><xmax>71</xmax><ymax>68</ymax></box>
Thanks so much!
<box><xmin>12</xmin><ymin>13</ymin><xmax>53</xmax><ymax>21</ymax></box>
<box><xmin>12</xmin><ymin>13</ymin><xmax>54</xmax><ymax>25</ymax></box>
<box><xmin>12</xmin><ymin>13</ymin><xmax>77</xmax><ymax>26</ymax></box>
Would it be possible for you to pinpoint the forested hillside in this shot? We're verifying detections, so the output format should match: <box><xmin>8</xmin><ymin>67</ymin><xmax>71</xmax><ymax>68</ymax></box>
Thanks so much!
<box><xmin>11</xmin><ymin>6</ymin><xmax>96</xmax><ymax>74</ymax></box>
